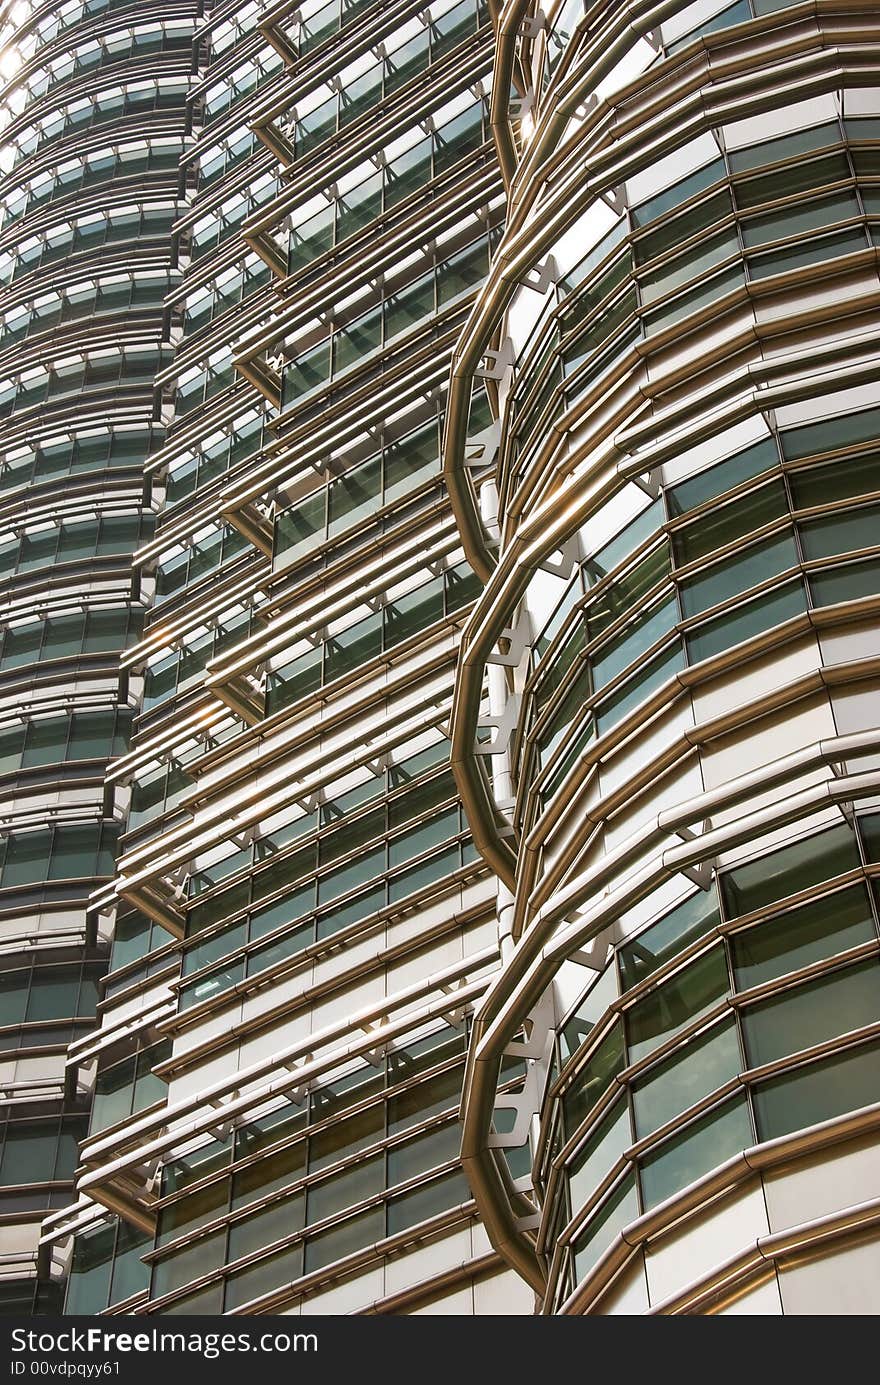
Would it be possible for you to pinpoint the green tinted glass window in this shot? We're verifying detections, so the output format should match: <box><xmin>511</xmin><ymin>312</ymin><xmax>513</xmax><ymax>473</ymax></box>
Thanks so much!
<box><xmin>308</xmin><ymin>1101</ymin><xmax>383</xmax><ymax>1173</ymax></box>
<box><xmin>619</xmin><ymin>890</ymin><xmax>720</xmax><ymax>990</ymax></box>
<box><xmin>595</xmin><ymin>644</ymin><xmax>683</xmax><ymax>734</ymax></box>
<box><xmin>567</xmin><ymin>1096</ymin><xmax>630</xmax><ymax>1217</ymax></box>
<box><xmin>626</xmin><ymin>946</ymin><xmax>728</xmax><ymax>1065</ymax></box>
<box><xmin>387</xmin><ymin>1066</ymin><xmax>462</xmax><ymax>1139</ymax></box>
<box><xmin>780</xmin><ymin>406</ymin><xmax>880</xmax><ymax>461</ymax></box>
<box><xmin>789</xmin><ymin>453</ymin><xmax>880</xmax><ymax>510</ymax></box>
<box><xmin>227</xmin><ymin>1190</ymin><xmax>304</xmax><ymax>1261</ymax></box>
<box><xmin>721</xmin><ymin>824</ymin><xmax>859</xmax><ymax>919</ymax></box>
<box><xmin>685</xmin><ymin>580</ymin><xmax>806</xmax><ymax>663</ymax></box>
<box><xmin>799</xmin><ymin>502</ymin><xmax>880</xmax><ymax>561</ymax></box>
<box><xmin>562</xmin><ymin>1024</ymin><xmax>624</xmax><ymax>1138</ymax></box>
<box><xmin>157</xmin><ymin>1177</ymin><xmax>228</xmax><ymax>1245</ymax></box>
<box><xmin>631</xmin><ymin>1019</ymin><xmax>740</xmax><ymax>1139</ymax></box>
<box><xmin>678</xmin><ymin>532</ymin><xmax>797</xmax><ymax>619</ymax></box>
<box><xmin>672</xmin><ymin>477</ymin><xmax>787</xmax><ymax>564</ymax></box>
<box><xmin>731</xmin><ymin>885</ymin><xmax>876</xmax><ymax>989</ymax></box>
<box><xmin>151</xmin><ymin>1230</ymin><xmax>225</xmax><ymax>1299</ymax></box>
<box><xmin>742</xmin><ymin>958</ymin><xmax>880</xmax><ymax>1068</ymax></box>
<box><xmin>386</xmin><ymin>1169</ymin><xmax>469</xmax><ymax>1234</ymax></box>
<box><xmin>639</xmin><ymin>1095</ymin><xmax>752</xmax><ymax>1209</ymax></box>
<box><xmin>65</xmin><ymin>1224</ymin><xmax>114</xmax><ymax>1316</ymax></box>
<box><xmin>753</xmin><ymin>1037</ymin><xmax>880</xmax><ymax>1141</ymax></box>
<box><xmin>303</xmin><ymin>1206</ymin><xmax>384</xmax><ymax>1273</ymax></box>
<box><xmin>571</xmin><ymin>1174</ymin><xmax>639</xmax><ymax>1281</ymax></box>
<box><xmin>810</xmin><ymin>557</ymin><xmax>880</xmax><ymax>607</ymax></box>
<box><xmin>224</xmin><ymin>1240</ymin><xmax>303</xmax><ymax>1311</ymax></box>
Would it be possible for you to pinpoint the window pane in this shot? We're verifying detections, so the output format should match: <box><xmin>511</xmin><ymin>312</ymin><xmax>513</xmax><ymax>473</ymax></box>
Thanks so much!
<box><xmin>685</xmin><ymin>581</ymin><xmax>806</xmax><ymax>664</ymax></box>
<box><xmin>323</xmin><ymin>614</ymin><xmax>381</xmax><ymax>682</ymax></box>
<box><xmin>731</xmin><ymin>885</ymin><xmax>876</xmax><ymax>989</ymax></box>
<box><xmin>742</xmin><ymin>958</ymin><xmax>880</xmax><ymax>1068</ymax></box>
<box><xmin>318</xmin><ymin>844</ymin><xmax>384</xmax><ymax>905</ymax></box>
<box><xmin>386</xmin><ymin>1121</ymin><xmax>459</xmax><ymax>1185</ymax></box>
<box><xmin>619</xmin><ymin>890</ymin><xmax>720</xmax><ymax>990</ymax></box>
<box><xmin>571</xmin><ymin>1174</ymin><xmax>639</xmax><ymax>1282</ymax></box>
<box><xmin>224</xmin><ymin>1240</ymin><xmax>303</xmax><ymax>1311</ymax></box>
<box><xmin>308</xmin><ymin>1104</ymin><xmax>383</xmax><ymax>1173</ymax></box>
<box><xmin>780</xmin><ymin>405</ymin><xmax>880</xmax><ymax>461</ymax></box>
<box><xmin>639</xmin><ymin>1095</ymin><xmax>753</xmax><ymax>1209</ymax></box>
<box><xmin>50</xmin><ymin>825</ymin><xmax>99</xmax><ymax>880</ymax></box>
<box><xmin>591</xmin><ymin>597</ymin><xmax>677</xmax><ymax>691</ymax></box>
<box><xmin>800</xmin><ymin>502</ymin><xmax>880</xmax><ymax>560</ymax></box>
<box><xmin>567</xmin><ymin>1096</ymin><xmax>630</xmax><ymax>1217</ymax></box>
<box><xmin>562</xmin><ymin>1023</ymin><xmax>624</xmax><ymax>1138</ymax></box>
<box><xmin>1</xmin><ymin>1123</ymin><xmax>57</xmax><ymax>1183</ymax></box>
<box><xmin>151</xmin><ymin>1231</ymin><xmax>224</xmax><ymax>1299</ymax></box>
<box><xmin>160</xmin><ymin>1282</ymin><xmax>223</xmax><ymax>1314</ymax></box>
<box><xmin>306</xmin><ymin>1153</ymin><xmax>383</xmax><ymax>1224</ymax></box>
<box><xmin>69</xmin><ymin>711</ymin><xmax>116</xmax><ymax>761</ymax></box>
<box><xmin>721</xmin><ymin>824</ymin><xmax>859</xmax><ymax>919</ymax></box>
<box><xmin>632</xmin><ymin>1019</ymin><xmax>740</xmax><ymax>1139</ymax></box>
<box><xmin>810</xmin><ymin>556</ymin><xmax>880</xmax><ymax>607</ymax></box>
<box><xmin>386</xmin><ymin>1169</ymin><xmax>469</xmax><ymax>1235</ymax></box>
<box><xmin>383</xmin><ymin>578</ymin><xmax>444</xmax><ymax>646</ymax></box>
<box><xmin>227</xmin><ymin>1190</ymin><xmax>304</xmax><ymax>1260</ymax></box>
<box><xmin>247</xmin><ymin>926</ymin><xmax>313</xmax><ymax>975</ymax></box>
<box><xmin>21</xmin><ymin>717</ymin><xmax>63</xmax><ymax>767</ymax></box>
<box><xmin>65</xmin><ymin>1224</ymin><xmax>114</xmax><ymax>1315</ymax></box>
<box><xmin>0</xmin><ymin>969</ymin><xmax>29</xmax><ymax>1026</ymax></box>
<box><xmin>595</xmin><ymin>644</ymin><xmax>683</xmax><ymax>734</ymax></box>
<box><xmin>157</xmin><ymin>1174</ymin><xmax>229</xmax><ymax>1245</ymax></box>
<box><xmin>2</xmin><ymin>829</ymin><xmax>50</xmax><ymax>885</ymax></box>
<box><xmin>388</xmin><ymin>1065</ymin><xmax>462</xmax><ymax>1134</ymax></box>
<box><xmin>667</xmin><ymin>438</ymin><xmax>778</xmax><ymax>517</ymax></box>
<box><xmin>232</xmin><ymin>1141</ymin><xmax>305</xmax><ymax>1210</ymax></box>
<box><xmin>789</xmin><ymin>452</ymin><xmax>880</xmax><ymax>510</ymax></box>
<box><xmin>108</xmin><ymin>1222</ymin><xmax>151</xmax><ymax>1306</ymax></box>
<box><xmin>91</xmin><ymin>1056</ymin><xmax>136</xmax><ymax>1130</ymax></box>
<box><xmin>678</xmin><ymin>532</ymin><xmax>797</xmax><ymax>619</ymax></box>
<box><xmin>753</xmin><ymin>1038</ymin><xmax>880</xmax><ymax>1141</ymax></box>
<box><xmin>328</xmin><ymin>458</ymin><xmax>380</xmax><ymax>535</ymax></box>
<box><xmin>625</xmin><ymin>946</ymin><xmax>728</xmax><ymax>1065</ymax></box>
<box><xmin>303</xmin><ymin>1206</ymin><xmax>384</xmax><ymax>1273</ymax></box>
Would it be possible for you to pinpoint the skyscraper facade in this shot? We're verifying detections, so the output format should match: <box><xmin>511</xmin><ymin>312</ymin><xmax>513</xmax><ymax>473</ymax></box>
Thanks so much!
<box><xmin>1</xmin><ymin>0</ymin><xmax>879</xmax><ymax>1320</ymax></box>
<box><xmin>0</xmin><ymin>0</ymin><xmax>197</xmax><ymax>1313</ymax></box>
<box><xmin>448</xmin><ymin>0</ymin><xmax>880</xmax><ymax>1317</ymax></box>
<box><xmin>19</xmin><ymin>0</ymin><xmax>533</xmax><ymax>1318</ymax></box>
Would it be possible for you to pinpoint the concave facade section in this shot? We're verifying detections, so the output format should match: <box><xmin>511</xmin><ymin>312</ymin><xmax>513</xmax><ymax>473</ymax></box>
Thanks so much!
<box><xmin>43</xmin><ymin>0</ymin><xmax>534</xmax><ymax>1317</ymax></box>
<box><xmin>0</xmin><ymin>0</ymin><xmax>197</xmax><ymax>1314</ymax></box>
<box><xmin>447</xmin><ymin>0</ymin><xmax>880</xmax><ymax>1314</ymax></box>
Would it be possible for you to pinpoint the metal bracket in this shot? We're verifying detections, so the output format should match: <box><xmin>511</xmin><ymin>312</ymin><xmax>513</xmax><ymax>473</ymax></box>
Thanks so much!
<box><xmin>538</xmin><ymin>534</ymin><xmax>581</xmax><ymax>579</ymax></box>
<box><xmin>363</xmin><ymin>752</ymin><xmax>390</xmax><ymax>777</ymax></box>
<box><xmin>464</xmin><ymin>419</ymin><xmax>501</xmax><ymax>471</ymax></box>
<box><xmin>488</xmin><ymin>1013</ymin><xmax>555</xmax><ymax>1149</ymax></box>
<box><xmin>572</xmin><ymin>92</ymin><xmax>598</xmax><ymax>123</ymax></box>
<box><xmin>521</xmin><ymin>254</ymin><xmax>559</xmax><ymax>295</ymax></box>
<box><xmin>673</xmin><ymin>819</ymin><xmax>715</xmax><ymax>890</ymax></box>
<box><xmin>599</xmin><ymin>184</ymin><xmax>626</xmax><ymax>215</ymax></box>
<box><xmin>475</xmin><ymin>337</ymin><xmax>514</xmax><ymax>382</ymax></box>
<box><xmin>521</xmin><ymin>12</ymin><xmax>546</xmax><ymax>38</ymax></box>
<box><xmin>570</xmin><ymin>936</ymin><xmax>612</xmax><ymax>970</ymax></box>
<box><xmin>514</xmin><ymin>1211</ymin><xmax>541</xmax><ymax>1232</ymax></box>
<box><xmin>475</xmin><ymin>693</ymin><xmax>521</xmax><ymax>756</ymax></box>
<box><xmin>486</xmin><ymin>615</ymin><xmax>532</xmax><ymax>668</ymax></box>
<box><xmin>633</xmin><ymin>467</ymin><xmax>661</xmax><ymax>499</ymax></box>
<box><xmin>508</xmin><ymin>89</ymin><xmax>534</xmax><ymax>122</ymax></box>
